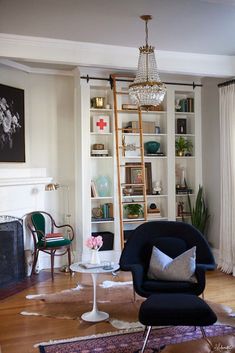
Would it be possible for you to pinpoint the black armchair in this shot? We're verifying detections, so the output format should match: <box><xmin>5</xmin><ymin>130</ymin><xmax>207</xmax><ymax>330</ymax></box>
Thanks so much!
<box><xmin>120</xmin><ymin>221</ymin><xmax>215</xmax><ymax>298</ymax></box>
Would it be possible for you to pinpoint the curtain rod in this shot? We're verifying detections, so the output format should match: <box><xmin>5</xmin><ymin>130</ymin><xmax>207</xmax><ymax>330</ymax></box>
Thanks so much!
<box><xmin>80</xmin><ymin>75</ymin><xmax>202</xmax><ymax>89</ymax></box>
<box><xmin>218</xmin><ymin>79</ymin><xmax>235</xmax><ymax>88</ymax></box>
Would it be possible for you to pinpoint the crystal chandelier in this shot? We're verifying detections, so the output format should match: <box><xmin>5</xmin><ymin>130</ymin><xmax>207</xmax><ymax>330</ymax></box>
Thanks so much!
<box><xmin>129</xmin><ymin>15</ymin><xmax>166</xmax><ymax>108</ymax></box>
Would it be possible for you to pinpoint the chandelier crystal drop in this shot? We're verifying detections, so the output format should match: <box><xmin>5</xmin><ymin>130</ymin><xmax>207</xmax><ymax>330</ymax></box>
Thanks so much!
<box><xmin>129</xmin><ymin>15</ymin><xmax>166</xmax><ymax>108</ymax></box>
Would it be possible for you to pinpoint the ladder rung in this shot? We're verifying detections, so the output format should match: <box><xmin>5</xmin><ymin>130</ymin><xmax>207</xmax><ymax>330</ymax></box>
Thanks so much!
<box><xmin>120</xmin><ymin>164</ymin><xmax>144</xmax><ymax>168</ymax></box>
<box><xmin>122</xmin><ymin>201</ymin><xmax>146</xmax><ymax>205</ymax></box>
<box><xmin>118</xmin><ymin>146</ymin><xmax>141</xmax><ymax>149</ymax></box>
<box><xmin>121</xmin><ymin>183</ymin><xmax>145</xmax><ymax>187</ymax></box>
<box><xmin>118</xmin><ymin>128</ymin><xmax>141</xmax><ymax>132</ymax></box>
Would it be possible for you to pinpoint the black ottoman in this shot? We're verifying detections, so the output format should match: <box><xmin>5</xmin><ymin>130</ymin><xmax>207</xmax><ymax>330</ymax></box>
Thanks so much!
<box><xmin>139</xmin><ymin>293</ymin><xmax>217</xmax><ymax>353</ymax></box>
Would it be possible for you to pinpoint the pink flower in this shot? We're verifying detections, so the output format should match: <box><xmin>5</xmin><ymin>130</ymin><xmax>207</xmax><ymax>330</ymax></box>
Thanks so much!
<box><xmin>85</xmin><ymin>235</ymin><xmax>103</xmax><ymax>250</ymax></box>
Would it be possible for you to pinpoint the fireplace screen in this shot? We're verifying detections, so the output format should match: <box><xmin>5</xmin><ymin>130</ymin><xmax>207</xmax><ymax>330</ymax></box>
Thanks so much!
<box><xmin>0</xmin><ymin>218</ymin><xmax>25</xmax><ymax>288</ymax></box>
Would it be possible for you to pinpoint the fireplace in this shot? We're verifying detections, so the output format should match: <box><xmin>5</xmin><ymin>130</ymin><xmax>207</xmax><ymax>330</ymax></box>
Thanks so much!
<box><xmin>0</xmin><ymin>217</ymin><xmax>25</xmax><ymax>288</ymax></box>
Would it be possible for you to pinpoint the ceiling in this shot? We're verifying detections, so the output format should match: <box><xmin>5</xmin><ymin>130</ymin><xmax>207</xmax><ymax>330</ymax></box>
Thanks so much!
<box><xmin>1</xmin><ymin>0</ymin><xmax>235</xmax><ymax>56</ymax></box>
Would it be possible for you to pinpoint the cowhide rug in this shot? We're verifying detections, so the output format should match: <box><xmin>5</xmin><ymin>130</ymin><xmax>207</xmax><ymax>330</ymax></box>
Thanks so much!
<box><xmin>21</xmin><ymin>281</ymin><xmax>235</xmax><ymax>329</ymax></box>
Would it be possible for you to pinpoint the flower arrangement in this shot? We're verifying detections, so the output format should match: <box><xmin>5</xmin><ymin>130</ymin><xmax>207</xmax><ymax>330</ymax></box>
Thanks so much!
<box><xmin>85</xmin><ymin>235</ymin><xmax>103</xmax><ymax>250</ymax></box>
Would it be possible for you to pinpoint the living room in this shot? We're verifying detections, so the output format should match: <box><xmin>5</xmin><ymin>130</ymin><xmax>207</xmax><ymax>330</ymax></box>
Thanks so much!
<box><xmin>0</xmin><ymin>1</ymin><xmax>235</xmax><ymax>352</ymax></box>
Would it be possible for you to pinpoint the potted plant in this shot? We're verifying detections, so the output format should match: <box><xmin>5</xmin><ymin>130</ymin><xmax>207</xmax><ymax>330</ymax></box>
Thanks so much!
<box><xmin>124</xmin><ymin>203</ymin><xmax>143</xmax><ymax>219</ymax></box>
<box><xmin>175</xmin><ymin>137</ymin><xmax>193</xmax><ymax>156</ymax></box>
<box><xmin>187</xmin><ymin>185</ymin><xmax>209</xmax><ymax>235</ymax></box>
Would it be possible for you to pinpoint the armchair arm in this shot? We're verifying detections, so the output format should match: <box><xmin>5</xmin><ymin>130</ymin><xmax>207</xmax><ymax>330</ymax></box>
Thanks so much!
<box><xmin>124</xmin><ymin>264</ymin><xmax>145</xmax><ymax>294</ymax></box>
<box><xmin>194</xmin><ymin>266</ymin><xmax>206</xmax><ymax>295</ymax></box>
<box><xmin>53</xmin><ymin>222</ymin><xmax>74</xmax><ymax>241</ymax></box>
<box><xmin>31</xmin><ymin>229</ymin><xmax>47</xmax><ymax>247</ymax></box>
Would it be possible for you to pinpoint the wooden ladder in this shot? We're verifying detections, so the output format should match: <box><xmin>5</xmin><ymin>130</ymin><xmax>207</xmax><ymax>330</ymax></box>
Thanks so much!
<box><xmin>111</xmin><ymin>74</ymin><xmax>148</xmax><ymax>249</ymax></box>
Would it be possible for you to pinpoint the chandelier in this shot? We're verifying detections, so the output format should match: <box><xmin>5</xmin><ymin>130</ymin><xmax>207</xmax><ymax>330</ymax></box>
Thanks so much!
<box><xmin>129</xmin><ymin>15</ymin><xmax>166</xmax><ymax>108</ymax></box>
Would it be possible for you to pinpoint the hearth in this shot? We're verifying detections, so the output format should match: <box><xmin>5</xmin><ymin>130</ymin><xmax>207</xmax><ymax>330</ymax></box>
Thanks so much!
<box><xmin>0</xmin><ymin>216</ymin><xmax>25</xmax><ymax>288</ymax></box>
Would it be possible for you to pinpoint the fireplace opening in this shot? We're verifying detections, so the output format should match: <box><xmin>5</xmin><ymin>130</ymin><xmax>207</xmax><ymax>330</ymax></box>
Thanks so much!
<box><xmin>0</xmin><ymin>217</ymin><xmax>25</xmax><ymax>288</ymax></box>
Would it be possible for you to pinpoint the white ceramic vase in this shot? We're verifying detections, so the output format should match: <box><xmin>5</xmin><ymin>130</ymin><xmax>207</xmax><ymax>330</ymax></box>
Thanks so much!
<box><xmin>90</xmin><ymin>249</ymin><xmax>100</xmax><ymax>265</ymax></box>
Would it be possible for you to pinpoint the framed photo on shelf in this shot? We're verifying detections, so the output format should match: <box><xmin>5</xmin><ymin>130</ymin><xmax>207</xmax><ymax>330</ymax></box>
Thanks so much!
<box><xmin>125</xmin><ymin>162</ymin><xmax>152</xmax><ymax>195</ymax></box>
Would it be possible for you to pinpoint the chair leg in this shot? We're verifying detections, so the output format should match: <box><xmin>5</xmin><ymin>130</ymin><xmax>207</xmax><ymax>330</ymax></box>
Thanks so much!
<box><xmin>67</xmin><ymin>247</ymin><xmax>72</xmax><ymax>275</ymax></box>
<box><xmin>31</xmin><ymin>249</ymin><xmax>39</xmax><ymax>275</ymax></box>
<box><xmin>200</xmin><ymin>327</ymin><xmax>214</xmax><ymax>350</ymax></box>
<box><xmin>50</xmin><ymin>250</ymin><xmax>55</xmax><ymax>281</ymax></box>
<box><xmin>140</xmin><ymin>326</ymin><xmax>152</xmax><ymax>353</ymax></box>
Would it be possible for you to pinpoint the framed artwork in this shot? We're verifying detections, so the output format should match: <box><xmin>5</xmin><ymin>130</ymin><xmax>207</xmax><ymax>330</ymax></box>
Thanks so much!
<box><xmin>92</xmin><ymin>115</ymin><xmax>110</xmax><ymax>133</ymax></box>
<box><xmin>125</xmin><ymin>162</ymin><xmax>152</xmax><ymax>195</ymax></box>
<box><xmin>0</xmin><ymin>84</ymin><xmax>25</xmax><ymax>162</ymax></box>
<box><xmin>177</xmin><ymin>118</ymin><xmax>187</xmax><ymax>134</ymax></box>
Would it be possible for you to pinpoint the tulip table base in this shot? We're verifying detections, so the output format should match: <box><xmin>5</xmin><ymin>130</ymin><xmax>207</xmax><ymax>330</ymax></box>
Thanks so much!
<box><xmin>70</xmin><ymin>262</ymin><xmax>119</xmax><ymax>323</ymax></box>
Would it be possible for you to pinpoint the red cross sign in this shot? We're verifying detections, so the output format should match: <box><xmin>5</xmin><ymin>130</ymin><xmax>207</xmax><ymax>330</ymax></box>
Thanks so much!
<box><xmin>96</xmin><ymin>118</ymin><xmax>107</xmax><ymax>130</ymax></box>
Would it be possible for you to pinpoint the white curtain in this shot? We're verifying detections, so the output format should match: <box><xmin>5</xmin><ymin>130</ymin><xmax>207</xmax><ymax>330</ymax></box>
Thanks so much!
<box><xmin>218</xmin><ymin>83</ymin><xmax>235</xmax><ymax>276</ymax></box>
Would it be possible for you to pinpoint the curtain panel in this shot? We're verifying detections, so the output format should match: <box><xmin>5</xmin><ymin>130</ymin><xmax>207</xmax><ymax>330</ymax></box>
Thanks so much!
<box><xmin>218</xmin><ymin>83</ymin><xmax>235</xmax><ymax>276</ymax></box>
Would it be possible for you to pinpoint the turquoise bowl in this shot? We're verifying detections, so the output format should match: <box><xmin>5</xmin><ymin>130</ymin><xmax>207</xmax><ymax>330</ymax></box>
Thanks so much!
<box><xmin>145</xmin><ymin>141</ymin><xmax>160</xmax><ymax>154</ymax></box>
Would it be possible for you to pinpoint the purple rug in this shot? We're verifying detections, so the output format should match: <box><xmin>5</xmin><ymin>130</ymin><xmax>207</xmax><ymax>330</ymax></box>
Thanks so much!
<box><xmin>38</xmin><ymin>324</ymin><xmax>235</xmax><ymax>353</ymax></box>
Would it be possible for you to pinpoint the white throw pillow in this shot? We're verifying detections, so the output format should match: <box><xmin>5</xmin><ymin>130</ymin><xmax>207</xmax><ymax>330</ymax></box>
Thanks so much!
<box><xmin>147</xmin><ymin>246</ymin><xmax>197</xmax><ymax>282</ymax></box>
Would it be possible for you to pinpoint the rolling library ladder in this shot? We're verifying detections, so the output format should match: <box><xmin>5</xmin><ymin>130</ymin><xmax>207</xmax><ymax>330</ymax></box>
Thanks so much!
<box><xmin>112</xmin><ymin>74</ymin><xmax>148</xmax><ymax>249</ymax></box>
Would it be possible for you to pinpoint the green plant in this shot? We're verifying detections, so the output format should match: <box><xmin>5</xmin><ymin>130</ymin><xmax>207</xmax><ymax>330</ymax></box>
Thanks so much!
<box><xmin>175</xmin><ymin>137</ymin><xmax>193</xmax><ymax>155</ymax></box>
<box><xmin>187</xmin><ymin>185</ymin><xmax>209</xmax><ymax>235</ymax></box>
<box><xmin>124</xmin><ymin>203</ymin><xmax>143</xmax><ymax>216</ymax></box>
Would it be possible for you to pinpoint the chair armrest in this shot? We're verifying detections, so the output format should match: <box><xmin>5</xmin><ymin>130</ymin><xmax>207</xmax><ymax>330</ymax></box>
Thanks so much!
<box><xmin>31</xmin><ymin>229</ymin><xmax>48</xmax><ymax>247</ymax></box>
<box><xmin>123</xmin><ymin>264</ymin><xmax>145</xmax><ymax>293</ymax></box>
<box><xmin>195</xmin><ymin>266</ymin><xmax>206</xmax><ymax>295</ymax></box>
<box><xmin>53</xmin><ymin>223</ymin><xmax>74</xmax><ymax>241</ymax></box>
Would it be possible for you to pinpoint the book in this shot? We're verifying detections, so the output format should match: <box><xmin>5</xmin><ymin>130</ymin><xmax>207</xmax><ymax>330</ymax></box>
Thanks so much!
<box><xmin>80</xmin><ymin>263</ymin><xmax>104</xmax><ymax>269</ymax></box>
<box><xmin>43</xmin><ymin>233</ymin><xmax>64</xmax><ymax>241</ymax></box>
<box><xmin>91</xmin><ymin>180</ymin><xmax>98</xmax><ymax>197</ymax></box>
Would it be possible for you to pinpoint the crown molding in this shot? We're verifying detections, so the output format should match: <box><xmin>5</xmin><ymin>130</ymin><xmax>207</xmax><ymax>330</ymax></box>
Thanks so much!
<box><xmin>0</xmin><ymin>33</ymin><xmax>235</xmax><ymax>77</ymax></box>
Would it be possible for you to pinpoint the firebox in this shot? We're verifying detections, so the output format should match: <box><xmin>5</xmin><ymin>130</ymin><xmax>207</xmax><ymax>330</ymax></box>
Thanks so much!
<box><xmin>0</xmin><ymin>217</ymin><xmax>25</xmax><ymax>288</ymax></box>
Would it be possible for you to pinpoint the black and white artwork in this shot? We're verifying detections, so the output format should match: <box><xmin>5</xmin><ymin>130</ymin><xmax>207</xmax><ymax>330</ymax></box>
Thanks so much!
<box><xmin>0</xmin><ymin>84</ymin><xmax>25</xmax><ymax>162</ymax></box>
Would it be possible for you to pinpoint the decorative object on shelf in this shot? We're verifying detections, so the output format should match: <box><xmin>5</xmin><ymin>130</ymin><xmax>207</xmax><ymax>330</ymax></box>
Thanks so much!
<box><xmin>176</xmin><ymin>184</ymin><xmax>193</xmax><ymax>195</ymax></box>
<box><xmin>187</xmin><ymin>185</ymin><xmax>209</xmax><ymax>235</ymax></box>
<box><xmin>145</xmin><ymin>141</ymin><xmax>160</xmax><ymax>154</ymax></box>
<box><xmin>153</xmin><ymin>181</ymin><xmax>162</xmax><ymax>195</ymax></box>
<box><xmin>122</xmin><ymin>103</ymin><xmax>138</xmax><ymax>110</ymax></box>
<box><xmin>92</xmin><ymin>115</ymin><xmax>110</xmax><ymax>133</ymax></box>
<box><xmin>91</xmin><ymin>180</ymin><xmax>98</xmax><ymax>197</ymax></box>
<box><xmin>125</xmin><ymin>162</ymin><xmax>152</xmax><ymax>195</ymax></box>
<box><xmin>91</xmin><ymin>149</ymin><xmax>109</xmax><ymax>157</ymax></box>
<box><xmin>175</xmin><ymin>98</ymin><xmax>182</xmax><ymax>111</ymax></box>
<box><xmin>95</xmin><ymin>175</ymin><xmax>112</xmax><ymax>197</ymax></box>
<box><xmin>177</xmin><ymin>118</ymin><xmax>187</xmax><ymax>134</ymax></box>
<box><xmin>131</xmin><ymin>121</ymin><xmax>156</xmax><ymax>133</ymax></box>
<box><xmin>92</xmin><ymin>207</ymin><xmax>103</xmax><ymax>219</ymax></box>
<box><xmin>155</xmin><ymin>126</ymin><xmax>161</xmax><ymax>134</ymax></box>
<box><xmin>45</xmin><ymin>183</ymin><xmax>71</xmax><ymax>223</ymax></box>
<box><xmin>91</xmin><ymin>97</ymin><xmax>105</xmax><ymax>109</ymax></box>
<box><xmin>124</xmin><ymin>203</ymin><xmax>143</xmax><ymax>219</ymax></box>
<box><xmin>93</xmin><ymin>143</ymin><xmax>104</xmax><ymax>150</ymax></box>
<box><xmin>148</xmin><ymin>203</ymin><xmax>161</xmax><ymax>215</ymax></box>
<box><xmin>175</xmin><ymin>136</ymin><xmax>193</xmax><ymax>156</ymax></box>
<box><xmin>105</xmin><ymin>104</ymin><xmax>111</xmax><ymax>109</ymax></box>
<box><xmin>128</xmin><ymin>15</ymin><xmax>166</xmax><ymax>108</ymax></box>
<box><xmin>123</xmin><ymin>187</ymin><xmax>133</xmax><ymax>196</ymax></box>
<box><xmin>85</xmin><ymin>235</ymin><xmax>103</xmax><ymax>264</ymax></box>
<box><xmin>91</xmin><ymin>143</ymin><xmax>109</xmax><ymax>157</ymax></box>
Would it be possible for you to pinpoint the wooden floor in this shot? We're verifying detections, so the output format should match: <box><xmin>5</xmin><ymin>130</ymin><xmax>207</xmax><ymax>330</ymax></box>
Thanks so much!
<box><xmin>0</xmin><ymin>269</ymin><xmax>234</xmax><ymax>353</ymax></box>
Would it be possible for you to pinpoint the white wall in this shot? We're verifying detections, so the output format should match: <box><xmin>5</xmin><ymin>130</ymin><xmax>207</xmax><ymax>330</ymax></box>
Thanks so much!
<box><xmin>0</xmin><ymin>64</ymin><xmax>76</xmax><ymax>267</ymax></box>
<box><xmin>201</xmin><ymin>77</ymin><xmax>223</xmax><ymax>250</ymax></box>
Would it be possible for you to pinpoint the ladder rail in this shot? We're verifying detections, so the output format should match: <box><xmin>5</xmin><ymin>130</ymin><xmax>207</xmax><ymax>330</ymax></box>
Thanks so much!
<box><xmin>112</xmin><ymin>74</ymin><xmax>148</xmax><ymax>249</ymax></box>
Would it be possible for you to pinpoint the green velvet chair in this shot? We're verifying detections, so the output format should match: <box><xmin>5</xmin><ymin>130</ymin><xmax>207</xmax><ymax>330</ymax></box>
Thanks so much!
<box><xmin>26</xmin><ymin>211</ymin><xmax>74</xmax><ymax>280</ymax></box>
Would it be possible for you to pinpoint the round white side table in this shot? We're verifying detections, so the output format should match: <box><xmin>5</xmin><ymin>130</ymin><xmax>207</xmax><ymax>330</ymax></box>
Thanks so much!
<box><xmin>70</xmin><ymin>262</ymin><xmax>119</xmax><ymax>322</ymax></box>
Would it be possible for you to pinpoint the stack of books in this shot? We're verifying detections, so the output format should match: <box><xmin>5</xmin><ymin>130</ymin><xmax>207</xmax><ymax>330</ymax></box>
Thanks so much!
<box><xmin>43</xmin><ymin>233</ymin><xmax>64</xmax><ymax>242</ymax></box>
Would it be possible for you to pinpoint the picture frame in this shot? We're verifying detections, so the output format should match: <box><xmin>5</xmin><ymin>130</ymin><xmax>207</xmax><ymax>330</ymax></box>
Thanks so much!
<box><xmin>177</xmin><ymin>118</ymin><xmax>187</xmax><ymax>134</ymax></box>
<box><xmin>125</xmin><ymin>162</ymin><xmax>152</xmax><ymax>195</ymax></box>
<box><xmin>0</xmin><ymin>84</ymin><xmax>25</xmax><ymax>162</ymax></box>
